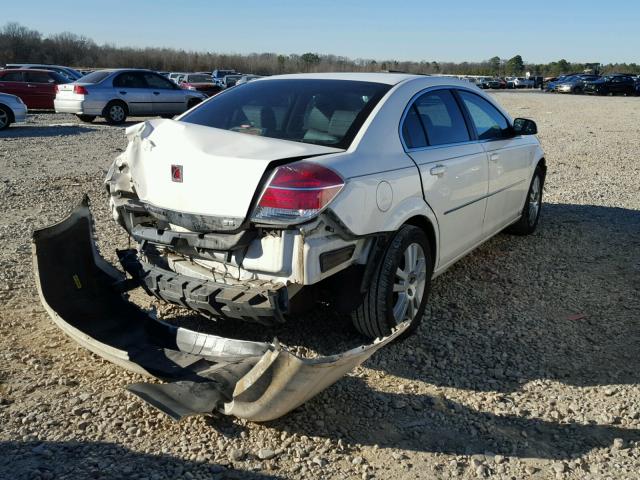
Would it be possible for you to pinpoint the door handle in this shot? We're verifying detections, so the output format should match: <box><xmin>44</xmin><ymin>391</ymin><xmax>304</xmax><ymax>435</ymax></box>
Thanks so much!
<box><xmin>119</xmin><ymin>91</ymin><xmax>127</xmax><ymax>95</ymax></box>
<box><xmin>430</xmin><ymin>165</ymin><xmax>447</xmax><ymax>176</ymax></box>
<box><xmin>153</xmin><ymin>91</ymin><xmax>160</xmax><ymax>95</ymax></box>
<box><xmin>27</xmin><ymin>84</ymin><xmax>37</xmax><ymax>88</ymax></box>
<box><xmin>489</xmin><ymin>153</ymin><xmax>500</xmax><ymax>162</ymax></box>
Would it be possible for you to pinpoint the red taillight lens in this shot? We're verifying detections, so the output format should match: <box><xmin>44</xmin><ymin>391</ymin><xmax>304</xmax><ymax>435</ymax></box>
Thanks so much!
<box><xmin>252</xmin><ymin>161</ymin><xmax>344</xmax><ymax>224</ymax></box>
<box><xmin>74</xmin><ymin>85</ymin><xmax>88</xmax><ymax>95</ymax></box>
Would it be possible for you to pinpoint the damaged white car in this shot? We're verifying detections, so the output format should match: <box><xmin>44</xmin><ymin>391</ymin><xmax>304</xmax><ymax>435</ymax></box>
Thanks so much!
<box><xmin>33</xmin><ymin>73</ymin><xmax>545</xmax><ymax>421</ymax></box>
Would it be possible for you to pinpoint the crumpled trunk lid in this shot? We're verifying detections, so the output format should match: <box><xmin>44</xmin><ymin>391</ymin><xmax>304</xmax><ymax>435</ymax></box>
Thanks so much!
<box><xmin>125</xmin><ymin>119</ymin><xmax>342</xmax><ymax>221</ymax></box>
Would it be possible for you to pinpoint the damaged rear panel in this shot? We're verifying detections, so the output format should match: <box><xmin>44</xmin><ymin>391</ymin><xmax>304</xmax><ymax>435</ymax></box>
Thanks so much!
<box><xmin>32</xmin><ymin>198</ymin><xmax>407</xmax><ymax>421</ymax></box>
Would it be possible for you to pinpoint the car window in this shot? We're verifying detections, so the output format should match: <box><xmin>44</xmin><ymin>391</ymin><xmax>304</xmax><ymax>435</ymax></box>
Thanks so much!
<box><xmin>1</xmin><ymin>71</ymin><xmax>23</xmax><ymax>82</ymax></box>
<box><xmin>25</xmin><ymin>71</ymin><xmax>54</xmax><ymax>83</ymax></box>
<box><xmin>457</xmin><ymin>91</ymin><xmax>510</xmax><ymax>141</ymax></box>
<box><xmin>79</xmin><ymin>71</ymin><xmax>110</xmax><ymax>84</ymax></box>
<box><xmin>181</xmin><ymin>79</ymin><xmax>391</xmax><ymax>149</ymax></box>
<box><xmin>143</xmin><ymin>72</ymin><xmax>175</xmax><ymax>89</ymax></box>
<box><xmin>412</xmin><ymin>90</ymin><xmax>470</xmax><ymax>146</ymax></box>
<box><xmin>113</xmin><ymin>72</ymin><xmax>147</xmax><ymax>88</ymax></box>
<box><xmin>402</xmin><ymin>106</ymin><xmax>428</xmax><ymax>149</ymax></box>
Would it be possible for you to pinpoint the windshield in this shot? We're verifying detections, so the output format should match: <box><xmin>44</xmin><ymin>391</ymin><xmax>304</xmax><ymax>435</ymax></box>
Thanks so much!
<box><xmin>187</xmin><ymin>74</ymin><xmax>212</xmax><ymax>83</ymax></box>
<box><xmin>181</xmin><ymin>79</ymin><xmax>391</xmax><ymax>149</ymax></box>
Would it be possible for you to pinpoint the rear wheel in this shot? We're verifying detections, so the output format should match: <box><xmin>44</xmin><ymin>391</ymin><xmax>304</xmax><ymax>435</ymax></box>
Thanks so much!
<box><xmin>351</xmin><ymin>225</ymin><xmax>432</xmax><ymax>339</ymax></box>
<box><xmin>506</xmin><ymin>166</ymin><xmax>544</xmax><ymax>235</ymax></box>
<box><xmin>104</xmin><ymin>101</ymin><xmax>127</xmax><ymax>125</ymax></box>
<box><xmin>76</xmin><ymin>114</ymin><xmax>96</xmax><ymax>123</ymax></box>
<box><xmin>0</xmin><ymin>106</ymin><xmax>11</xmax><ymax>130</ymax></box>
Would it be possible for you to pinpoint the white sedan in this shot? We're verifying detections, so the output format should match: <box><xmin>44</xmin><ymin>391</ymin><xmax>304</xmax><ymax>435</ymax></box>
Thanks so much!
<box><xmin>103</xmin><ymin>73</ymin><xmax>545</xmax><ymax>339</ymax></box>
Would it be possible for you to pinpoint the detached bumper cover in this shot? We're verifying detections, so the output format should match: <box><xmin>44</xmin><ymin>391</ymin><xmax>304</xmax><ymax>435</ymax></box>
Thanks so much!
<box><xmin>32</xmin><ymin>197</ymin><xmax>407</xmax><ymax>422</ymax></box>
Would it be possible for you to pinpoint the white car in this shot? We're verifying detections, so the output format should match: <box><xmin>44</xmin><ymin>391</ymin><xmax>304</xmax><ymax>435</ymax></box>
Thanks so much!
<box><xmin>0</xmin><ymin>92</ymin><xmax>28</xmax><ymax>130</ymax></box>
<box><xmin>102</xmin><ymin>73</ymin><xmax>545</xmax><ymax>338</ymax></box>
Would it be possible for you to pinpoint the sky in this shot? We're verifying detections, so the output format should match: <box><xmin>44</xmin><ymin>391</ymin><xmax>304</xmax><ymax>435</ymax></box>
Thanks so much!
<box><xmin>3</xmin><ymin>0</ymin><xmax>638</xmax><ymax>64</ymax></box>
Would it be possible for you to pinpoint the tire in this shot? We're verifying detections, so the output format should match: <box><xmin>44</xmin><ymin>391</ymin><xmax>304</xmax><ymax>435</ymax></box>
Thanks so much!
<box><xmin>76</xmin><ymin>114</ymin><xmax>96</xmax><ymax>123</ymax></box>
<box><xmin>0</xmin><ymin>105</ymin><xmax>11</xmax><ymax>131</ymax></box>
<box><xmin>351</xmin><ymin>225</ymin><xmax>433</xmax><ymax>339</ymax></box>
<box><xmin>103</xmin><ymin>101</ymin><xmax>128</xmax><ymax>125</ymax></box>
<box><xmin>506</xmin><ymin>165</ymin><xmax>545</xmax><ymax>236</ymax></box>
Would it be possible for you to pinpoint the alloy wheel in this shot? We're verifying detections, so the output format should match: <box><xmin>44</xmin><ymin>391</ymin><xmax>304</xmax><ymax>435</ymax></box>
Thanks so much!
<box><xmin>528</xmin><ymin>175</ymin><xmax>541</xmax><ymax>225</ymax></box>
<box><xmin>392</xmin><ymin>242</ymin><xmax>427</xmax><ymax>325</ymax></box>
<box><xmin>110</xmin><ymin>105</ymin><xmax>125</xmax><ymax>122</ymax></box>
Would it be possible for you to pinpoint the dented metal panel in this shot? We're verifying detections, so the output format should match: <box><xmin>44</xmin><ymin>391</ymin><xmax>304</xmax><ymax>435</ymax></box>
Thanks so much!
<box><xmin>32</xmin><ymin>198</ymin><xmax>407</xmax><ymax>421</ymax></box>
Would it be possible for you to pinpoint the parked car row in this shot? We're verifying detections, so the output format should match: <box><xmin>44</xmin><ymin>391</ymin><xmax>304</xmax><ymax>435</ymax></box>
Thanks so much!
<box><xmin>545</xmin><ymin>73</ymin><xmax>640</xmax><ymax>96</ymax></box>
<box><xmin>464</xmin><ymin>76</ymin><xmax>542</xmax><ymax>90</ymax></box>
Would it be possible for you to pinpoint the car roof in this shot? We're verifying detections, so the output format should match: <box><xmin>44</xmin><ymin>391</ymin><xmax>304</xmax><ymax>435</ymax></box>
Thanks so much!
<box><xmin>259</xmin><ymin>72</ymin><xmax>479</xmax><ymax>88</ymax></box>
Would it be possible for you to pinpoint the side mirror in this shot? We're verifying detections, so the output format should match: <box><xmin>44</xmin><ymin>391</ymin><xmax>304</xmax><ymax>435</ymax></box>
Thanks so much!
<box><xmin>513</xmin><ymin>118</ymin><xmax>537</xmax><ymax>135</ymax></box>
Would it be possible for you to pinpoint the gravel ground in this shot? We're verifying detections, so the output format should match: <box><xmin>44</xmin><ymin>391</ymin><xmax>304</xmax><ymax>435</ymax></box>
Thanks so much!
<box><xmin>1</xmin><ymin>92</ymin><xmax>639</xmax><ymax>479</ymax></box>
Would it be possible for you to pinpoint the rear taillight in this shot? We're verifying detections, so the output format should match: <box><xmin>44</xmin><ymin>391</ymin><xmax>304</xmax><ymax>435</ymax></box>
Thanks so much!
<box><xmin>74</xmin><ymin>85</ymin><xmax>88</xmax><ymax>95</ymax></box>
<box><xmin>54</xmin><ymin>85</ymin><xmax>59</xmax><ymax>93</ymax></box>
<box><xmin>252</xmin><ymin>161</ymin><xmax>344</xmax><ymax>224</ymax></box>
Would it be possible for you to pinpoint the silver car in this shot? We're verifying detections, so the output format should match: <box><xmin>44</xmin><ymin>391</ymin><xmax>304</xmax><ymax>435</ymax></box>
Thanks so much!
<box><xmin>0</xmin><ymin>92</ymin><xmax>28</xmax><ymax>130</ymax></box>
<box><xmin>54</xmin><ymin>69</ymin><xmax>207</xmax><ymax>124</ymax></box>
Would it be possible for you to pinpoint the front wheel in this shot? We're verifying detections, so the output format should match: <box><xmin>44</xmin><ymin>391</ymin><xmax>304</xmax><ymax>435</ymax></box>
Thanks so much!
<box><xmin>351</xmin><ymin>225</ymin><xmax>432</xmax><ymax>339</ymax></box>
<box><xmin>506</xmin><ymin>166</ymin><xmax>545</xmax><ymax>235</ymax></box>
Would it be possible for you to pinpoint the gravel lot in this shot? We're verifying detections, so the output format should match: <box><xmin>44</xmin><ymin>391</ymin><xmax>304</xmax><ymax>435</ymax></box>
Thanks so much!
<box><xmin>1</xmin><ymin>91</ymin><xmax>639</xmax><ymax>480</ymax></box>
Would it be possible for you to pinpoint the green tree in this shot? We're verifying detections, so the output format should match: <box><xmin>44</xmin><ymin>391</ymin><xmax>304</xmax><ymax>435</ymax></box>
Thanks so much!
<box><xmin>489</xmin><ymin>56</ymin><xmax>501</xmax><ymax>75</ymax></box>
<box><xmin>300</xmin><ymin>52</ymin><xmax>320</xmax><ymax>71</ymax></box>
<box><xmin>506</xmin><ymin>55</ymin><xmax>524</xmax><ymax>75</ymax></box>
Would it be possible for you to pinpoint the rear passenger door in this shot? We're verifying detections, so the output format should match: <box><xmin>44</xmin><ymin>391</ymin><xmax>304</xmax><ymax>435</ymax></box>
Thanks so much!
<box><xmin>403</xmin><ymin>88</ymin><xmax>489</xmax><ymax>268</ymax></box>
<box><xmin>456</xmin><ymin>90</ymin><xmax>531</xmax><ymax>235</ymax></box>
<box><xmin>112</xmin><ymin>72</ymin><xmax>153</xmax><ymax>115</ymax></box>
<box><xmin>24</xmin><ymin>71</ymin><xmax>56</xmax><ymax>109</ymax></box>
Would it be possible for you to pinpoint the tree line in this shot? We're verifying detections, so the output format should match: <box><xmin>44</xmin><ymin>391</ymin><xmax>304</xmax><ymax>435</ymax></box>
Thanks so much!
<box><xmin>1</xmin><ymin>22</ymin><xmax>639</xmax><ymax>77</ymax></box>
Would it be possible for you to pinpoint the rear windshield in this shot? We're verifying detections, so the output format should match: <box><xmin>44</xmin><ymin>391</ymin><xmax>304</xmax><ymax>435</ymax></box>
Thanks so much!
<box><xmin>181</xmin><ymin>79</ymin><xmax>391</xmax><ymax>149</ymax></box>
<box><xmin>78</xmin><ymin>70</ymin><xmax>111</xmax><ymax>84</ymax></box>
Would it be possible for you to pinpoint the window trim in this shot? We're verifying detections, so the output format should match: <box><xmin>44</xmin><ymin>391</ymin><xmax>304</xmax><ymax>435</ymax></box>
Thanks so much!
<box><xmin>398</xmin><ymin>85</ymin><xmax>513</xmax><ymax>152</ymax></box>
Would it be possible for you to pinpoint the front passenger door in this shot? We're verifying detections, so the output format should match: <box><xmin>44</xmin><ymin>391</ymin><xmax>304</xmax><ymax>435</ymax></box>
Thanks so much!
<box><xmin>143</xmin><ymin>72</ymin><xmax>187</xmax><ymax>114</ymax></box>
<box><xmin>456</xmin><ymin>90</ymin><xmax>532</xmax><ymax>235</ymax></box>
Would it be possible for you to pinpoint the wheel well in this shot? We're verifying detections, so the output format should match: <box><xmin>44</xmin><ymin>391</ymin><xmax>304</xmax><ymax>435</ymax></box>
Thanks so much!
<box><xmin>537</xmin><ymin>157</ymin><xmax>547</xmax><ymax>179</ymax></box>
<box><xmin>404</xmin><ymin>216</ymin><xmax>437</xmax><ymax>263</ymax></box>
<box><xmin>0</xmin><ymin>104</ymin><xmax>14</xmax><ymax>123</ymax></box>
<box><xmin>103</xmin><ymin>100</ymin><xmax>128</xmax><ymax>116</ymax></box>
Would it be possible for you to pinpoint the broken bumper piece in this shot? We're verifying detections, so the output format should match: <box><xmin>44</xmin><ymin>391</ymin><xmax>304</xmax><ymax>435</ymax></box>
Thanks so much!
<box><xmin>32</xmin><ymin>197</ymin><xmax>408</xmax><ymax>422</ymax></box>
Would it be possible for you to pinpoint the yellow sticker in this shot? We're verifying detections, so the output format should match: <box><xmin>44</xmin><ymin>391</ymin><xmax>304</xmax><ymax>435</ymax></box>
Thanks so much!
<box><xmin>72</xmin><ymin>274</ymin><xmax>82</xmax><ymax>289</ymax></box>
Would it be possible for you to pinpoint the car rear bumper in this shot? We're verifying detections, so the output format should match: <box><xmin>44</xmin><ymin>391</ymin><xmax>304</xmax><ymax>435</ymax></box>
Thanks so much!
<box><xmin>54</xmin><ymin>98</ymin><xmax>105</xmax><ymax>115</ymax></box>
<box><xmin>31</xmin><ymin>196</ymin><xmax>408</xmax><ymax>421</ymax></box>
